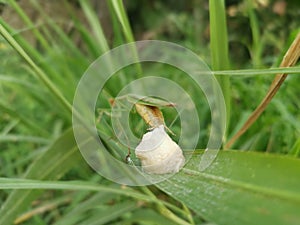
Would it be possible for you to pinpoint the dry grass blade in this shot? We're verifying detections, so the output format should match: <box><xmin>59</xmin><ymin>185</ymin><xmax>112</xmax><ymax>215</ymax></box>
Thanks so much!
<box><xmin>225</xmin><ymin>33</ymin><xmax>300</xmax><ymax>149</ymax></box>
<box><xmin>14</xmin><ymin>197</ymin><xmax>71</xmax><ymax>224</ymax></box>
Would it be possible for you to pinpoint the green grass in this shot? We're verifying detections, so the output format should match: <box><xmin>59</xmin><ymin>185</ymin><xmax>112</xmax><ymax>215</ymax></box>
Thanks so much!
<box><xmin>1</xmin><ymin>0</ymin><xmax>300</xmax><ymax>224</ymax></box>
<box><xmin>209</xmin><ymin>0</ymin><xmax>231</xmax><ymax>138</ymax></box>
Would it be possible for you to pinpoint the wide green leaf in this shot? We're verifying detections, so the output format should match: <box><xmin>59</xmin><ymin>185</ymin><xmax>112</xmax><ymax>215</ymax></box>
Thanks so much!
<box><xmin>158</xmin><ymin>150</ymin><xmax>300</xmax><ymax>225</ymax></box>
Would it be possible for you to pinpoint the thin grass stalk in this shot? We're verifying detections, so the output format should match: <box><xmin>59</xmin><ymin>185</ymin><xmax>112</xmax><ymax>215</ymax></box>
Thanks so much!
<box><xmin>247</xmin><ymin>0</ymin><xmax>263</xmax><ymax>67</ymax></box>
<box><xmin>212</xmin><ymin>67</ymin><xmax>300</xmax><ymax>76</ymax></box>
<box><xmin>106</xmin><ymin>0</ymin><xmax>125</xmax><ymax>46</ymax></box>
<box><xmin>0</xmin><ymin>178</ymin><xmax>188</xmax><ymax>215</ymax></box>
<box><xmin>29</xmin><ymin>0</ymin><xmax>87</xmax><ymax>61</ymax></box>
<box><xmin>109</xmin><ymin>0</ymin><xmax>142</xmax><ymax>76</ymax></box>
<box><xmin>0</xmin><ymin>102</ymin><xmax>49</xmax><ymax>136</ymax></box>
<box><xmin>225</xmin><ymin>32</ymin><xmax>300</xmax><ymax>149</ymax></box>
<box><xmin>79</xmin><ymin>0</ymin><xmax>109</xmax><ymax>53</ymax></box>
<box><xmin>8</xmin><ymin>0</ymin><xmax>50</xmax><ymax>51</ymax></box>
<box><xmin>140</xmin><ymin>186</ymin><xmax>192</xmax><ymax>225</ymax></box>
<box><xmin>1</xmin><ymin>17</ymin><xmax>76</xmax><ymax>96</ymax></box>
<box><xmin>110</xmin><ymin>0</ymin><xmax>135</xmax><ymax>43</ymax></box>
<box><xmin>209</xmin><ymin>0</ymin><xmax>231</xmax><ymax>142</ymax></box>
<box><xmin>0</xmin><ymin>24</ymin><xmax>73</xmax><ymax>114</ymax></box>
<box><xmin>0</xmin><ymin>20</ymin><xmax>43</xmax><ymax>63</ymax></box>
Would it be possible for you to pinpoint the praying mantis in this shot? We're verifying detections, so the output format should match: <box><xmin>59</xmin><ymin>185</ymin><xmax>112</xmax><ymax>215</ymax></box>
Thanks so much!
<box><xmin>127</xmin><ymin>94</ymin><xmax>176</xmax><ymax>133</ymax></box>
<box><xmin>99</xmin><ymin>94</ymin><xmax>177</xmax><ymax>164</ymax></box>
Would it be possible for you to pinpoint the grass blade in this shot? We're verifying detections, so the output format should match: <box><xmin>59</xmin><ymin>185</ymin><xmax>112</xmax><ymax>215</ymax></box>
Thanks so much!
<box><xmin>209</xmin><ymin>0</ymin><xmax>231</xmax><ymax>138</ymax></box>
<box><xmin>79</xmin><ymin>0</ymin><xmax>109</xmax><ymax>53</ymax></box>
<box><xmin>226</xmin><ymin>32</ymin><xmax>300</xmax><ymax>148</ymax></box>
<box><xmin>109</xmin><ymin>0</ymin><xmax>135</xmax><ymax>43</ymax></box>
<box><xmin>7</xmin><ymin>0</ymin><xmax>50</xmax><ymax>51</ymax></box>
<box><xmin>0</xmin><ymin>23</ymin><xmax>73</xmax><ymax>113</ymax></box>
<box><xmin>212</xmin><ymin>67</ymin><xmax>300</xmax><ymax>76</ymax></box>
<box><xmin>108</xmin><ymin>0</ymin><xmax>142</xmax><ymax>75</ymax></box>
<box><xmin>0</xmin><ymin>129</ymin><xmax>82</xmax><ymax>225</ymax></box>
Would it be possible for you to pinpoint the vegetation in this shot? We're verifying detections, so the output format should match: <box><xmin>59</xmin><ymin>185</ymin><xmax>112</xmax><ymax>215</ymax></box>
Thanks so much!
<box><xmin>0</xmin><ymin>0</ymin><xmax>300</xmax><ymax>224</ymax></box>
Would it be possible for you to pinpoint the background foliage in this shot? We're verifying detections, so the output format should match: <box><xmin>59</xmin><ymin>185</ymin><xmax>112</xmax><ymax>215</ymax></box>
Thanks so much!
<box><xmin>0</xmin><ymin>0</ymin><xmax>300</xmax><ymax>224</ymax></box>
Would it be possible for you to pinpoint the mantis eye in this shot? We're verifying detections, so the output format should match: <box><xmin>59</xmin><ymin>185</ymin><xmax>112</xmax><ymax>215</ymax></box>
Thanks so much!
<box><xmin>135</xmin><ymin>125</ymin><xmax>185</xmax><ymax>174</ymax></box>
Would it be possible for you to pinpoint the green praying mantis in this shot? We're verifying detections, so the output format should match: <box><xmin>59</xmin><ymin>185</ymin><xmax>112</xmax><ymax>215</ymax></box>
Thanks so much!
<box><xmin>97</xmin><ymin>94</ymin><xmax>177</xmax><ymax>163</ymax></box>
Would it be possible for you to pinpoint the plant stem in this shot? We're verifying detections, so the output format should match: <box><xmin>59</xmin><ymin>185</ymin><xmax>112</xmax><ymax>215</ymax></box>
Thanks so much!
<box><xmin>225</xmin><ymin>32</ymin><xmax>300</xmax><ymax>149</ymax></box>
<box><xmin>140</xmin><ymin>186</ymin><xmax>192</xmax><ymax>225</ymax></box>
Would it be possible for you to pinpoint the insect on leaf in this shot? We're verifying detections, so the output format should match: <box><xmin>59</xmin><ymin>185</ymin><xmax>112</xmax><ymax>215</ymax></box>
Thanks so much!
<box><xmin>125</xmin><ymin>94</ymin><xmax>176</xmax><ymax>108</ymax></box>
<box><xmin>135</xmin><ymin>103</ymin><xmax>165</xmax><ymax>129</ymax></box>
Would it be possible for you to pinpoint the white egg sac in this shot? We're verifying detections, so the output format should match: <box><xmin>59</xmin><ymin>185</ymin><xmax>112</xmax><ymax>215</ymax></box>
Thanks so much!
<box><xmin>135</xmin><ymin>125</ymin><xmax>185</xmax><ymax>174</ymax></box>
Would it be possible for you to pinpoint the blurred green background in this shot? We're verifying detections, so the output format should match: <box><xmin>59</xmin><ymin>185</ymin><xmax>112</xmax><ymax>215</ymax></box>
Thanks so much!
<box><xmin>1</xmin><ymin>0</ymin><xmax>300</xmax><ymax>224</ymax></box>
